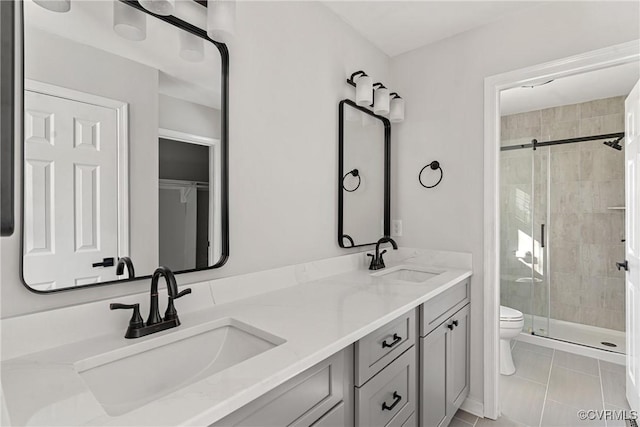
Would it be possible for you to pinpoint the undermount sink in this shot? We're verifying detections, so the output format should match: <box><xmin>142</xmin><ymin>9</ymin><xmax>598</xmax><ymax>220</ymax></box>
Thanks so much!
<box><xmin>372</xmin><ymin>265</ymin><xmax>443</xmax><ymax>283</ymax></box>
<box><xmin>76</xmin><ymin>318</ymin><xmax>285</xmax><ymax>416</ymax></box>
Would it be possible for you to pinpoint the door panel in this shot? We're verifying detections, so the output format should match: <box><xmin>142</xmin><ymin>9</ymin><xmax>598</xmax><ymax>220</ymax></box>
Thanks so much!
<box><xmin>626</xmin><ymin>79</ymin><xmax>640</xmax><ymax>412</ymax></box>
<box><xmin>447</xmin><ymin>305</ymin><xmax>470</xmax><ymax>412</ymax></box>
<box><xmin>420</xmin><ymin>324</ymin><xmax>447</xmax><ymax>427</ymax></box>
<box><xmin>23</xmin><ymin>90</ymin><xmax>119</xmax><ymax>290</ymax></box>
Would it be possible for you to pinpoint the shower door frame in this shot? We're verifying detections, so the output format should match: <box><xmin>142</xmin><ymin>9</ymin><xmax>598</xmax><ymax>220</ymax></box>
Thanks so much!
<box><xmin>483</xmin><ymin>40</ymin><xmax>640</xmax><ymax>420</ymax></box>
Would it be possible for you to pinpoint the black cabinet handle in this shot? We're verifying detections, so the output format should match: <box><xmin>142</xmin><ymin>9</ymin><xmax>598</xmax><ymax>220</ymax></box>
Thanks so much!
<box><xmin>382</xmin><ymin>333</ymin><xmax>402</xmax><ymax>348</ymax></box>
<box><xmin>447</xmin><ymin>323</ymin><xmax>454</xmax><ymax>330</ymax></box>
<box><xmin>381</xmin><ymin>391</ymin><xmax>402</xmax><ymax>411</ymax></box>
<box><xmin>452</xmin><ymin>320</ymin><xmax>459</xmax><ymax>327</ymax></box>
<box><xmin>93</xmin><ymin>257</ymin><xmax>115</xmax><ymax>268</ymax></box>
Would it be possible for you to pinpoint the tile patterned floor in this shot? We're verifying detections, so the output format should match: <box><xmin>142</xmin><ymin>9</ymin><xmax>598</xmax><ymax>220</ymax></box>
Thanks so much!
<box><xmin>452</xmin><ymin>341</ymin><xmax>631</xmax><ymax>427</ymax></box>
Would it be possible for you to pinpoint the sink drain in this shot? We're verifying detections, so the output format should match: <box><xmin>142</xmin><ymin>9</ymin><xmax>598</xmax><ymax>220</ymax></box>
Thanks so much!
<box><xmin>601</xmin><ymin>341</ymin><xmax>617</xmax><ymax>348</ymax></box>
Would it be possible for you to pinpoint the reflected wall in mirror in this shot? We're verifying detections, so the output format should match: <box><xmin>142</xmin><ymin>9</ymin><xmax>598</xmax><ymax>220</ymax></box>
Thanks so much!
<box><xmin>338</xmin><ymin>99</ymin><xmax>390</xmax><ymax>248</ymax></box>
<box><xmin>21</xmin><ymin>0</ymin><xmax>228</xmax><ymax>292</ymax></box>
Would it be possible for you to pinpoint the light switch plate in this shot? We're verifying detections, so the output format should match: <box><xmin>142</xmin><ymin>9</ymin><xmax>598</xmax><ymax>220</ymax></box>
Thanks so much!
<box><xmin>391</xmin><ymin>220</ymin><xmax>403</xmax><ymax>237</ymax></box>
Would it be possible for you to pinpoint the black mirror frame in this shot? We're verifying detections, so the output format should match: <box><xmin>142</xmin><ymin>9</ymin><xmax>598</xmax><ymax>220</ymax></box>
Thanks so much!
<box><xmin>337</xmin><ymin>99</ymin><xmax>390</xmax><ymax>248</ymax></box>
<box><xmin>17</xmin><ymin>0</ymin><xmax>230</xmax><ymax>294</ymax></box>
<box><xmin>1</xmin><ymin>0</ymin><xmax>15</xmax><ymax>237</ymax></box>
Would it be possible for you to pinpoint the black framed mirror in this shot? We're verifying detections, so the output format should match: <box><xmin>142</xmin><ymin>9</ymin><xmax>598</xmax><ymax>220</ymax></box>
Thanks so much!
<box><xmin>18</xmin><ymin>0</ymin><xmax>229</xmax><ymax>293</ymax></box>
<box><xmin>1</xmin><ymin>1</ymin><xmax>15</xmax><ymax>237</ymax></box>
<box><xmin>338</xmin><ymin>99</ymin><xmax>390</xmax><ymax>248</ymax></box>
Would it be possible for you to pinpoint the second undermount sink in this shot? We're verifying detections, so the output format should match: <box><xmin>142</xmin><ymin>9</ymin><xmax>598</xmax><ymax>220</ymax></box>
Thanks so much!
<box><xmin>76</xmin><ymin>318</ymin><xmax>285</xmax><ymax>416</ymax></box>
<box><xmin>372</xmin><ymin>265</ymin><xmax>443</xmax><ymax>283</ymax></box>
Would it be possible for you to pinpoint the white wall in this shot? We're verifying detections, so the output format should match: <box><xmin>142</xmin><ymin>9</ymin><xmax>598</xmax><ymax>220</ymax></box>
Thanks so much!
<box><xmin>390</xmin><ymin>1</ymin><xmax>639</xmax><ymax>408</ymax></box>
<box><xmin>159</xmin><ymin>94</ymin><xmax>221</xmax><ymax>139</ymax></box>
<box><xmin>1</xmin><ymin>1</ymin><xmax>390</xmax><ymax>317</ymax></box>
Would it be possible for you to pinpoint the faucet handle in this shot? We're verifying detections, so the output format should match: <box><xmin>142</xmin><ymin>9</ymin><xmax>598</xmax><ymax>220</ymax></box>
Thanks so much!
<box><xmin>175</xmin><ymin>288</ymin><xmax>192</xmax><ymax>299</ymax></box>
<box><xmin>378</xmin><ymin>250</ymin><xmax>387</xmax><ymax>269</ymax></box>
<box><xmin>110</xmin><ymin>303</ymin><xmax>144</xmax><ymax>328</ymax></box>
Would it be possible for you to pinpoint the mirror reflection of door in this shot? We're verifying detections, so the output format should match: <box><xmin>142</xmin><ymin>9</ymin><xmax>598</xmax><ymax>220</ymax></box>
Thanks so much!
<box><xmin>158</xmin><ymin>134</ymin><xmax>217</xmax><ymax>272</ymax></box>
<box><xmin>23</xmin><ymin>82</ymin><xmax>128</xmax><ymax>291</ymax></box>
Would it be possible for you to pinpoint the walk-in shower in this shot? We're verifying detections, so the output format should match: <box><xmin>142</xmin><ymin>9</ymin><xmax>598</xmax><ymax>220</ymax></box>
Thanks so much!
<box><xmin>500</xmin><ymin>96</ymin><xmax>627</xmax><ymax>354</ymax></box>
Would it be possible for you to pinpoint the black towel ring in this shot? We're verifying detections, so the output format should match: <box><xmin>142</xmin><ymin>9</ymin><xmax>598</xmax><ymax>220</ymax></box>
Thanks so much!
<box><xmin>341</xmin><ymin>234</ymin><xmax>355</xmax><ymax>247</ymax></box>
<box><xmin>342</xmin><ymin>169</ymin><xmax>361</xmax><ymax>192</ymax></box>
<box><xmin>419</xmin><ymin>161</ymin><xmax>443</xmax><ymax>189</ymax></box>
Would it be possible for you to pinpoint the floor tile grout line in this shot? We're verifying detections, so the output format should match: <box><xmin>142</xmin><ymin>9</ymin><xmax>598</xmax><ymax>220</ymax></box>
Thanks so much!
<box><xmin>552</xmin><ymin>365</ymin><xmax>601</xmax><ymax>378</ymax></box>
<box><xmin>539</xmin><ymin>349</ymin><xmax>555</xmax><ymax>427</ymax></box>
<box><xmin>598</xmin><ymin>360</ymin><xmax>609</xmax><ymax>427</ymax></box>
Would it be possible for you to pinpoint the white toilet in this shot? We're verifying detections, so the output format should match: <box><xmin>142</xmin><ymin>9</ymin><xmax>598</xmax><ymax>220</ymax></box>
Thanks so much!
<box><xmin>500</xmin><ymin>305</ymin><xmax>524</xmax><ymax>376</ymax></box>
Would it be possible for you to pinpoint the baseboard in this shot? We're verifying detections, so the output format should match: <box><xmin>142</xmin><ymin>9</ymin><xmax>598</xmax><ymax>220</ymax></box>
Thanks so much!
<box><xmin>460</xmin><ymin>397</ymin><xmax>484</xmax><ymax>418</ymax></box>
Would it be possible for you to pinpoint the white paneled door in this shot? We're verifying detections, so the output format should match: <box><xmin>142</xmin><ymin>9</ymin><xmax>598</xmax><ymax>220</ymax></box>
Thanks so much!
<box><xmin>23</xmin><ymin>90</ymin><xmax>119</xmax><ymax>290</ymax></box>
<box><xmin>626</xmin><ymin>79</ymin><xmax>640</xmax><ymax>412</ymax></box>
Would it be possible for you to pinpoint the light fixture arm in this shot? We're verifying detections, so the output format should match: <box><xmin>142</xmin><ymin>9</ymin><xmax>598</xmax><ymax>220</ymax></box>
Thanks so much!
<box><xmin>347</xmin><ymin>70</ymin><xmax>368</xmax><ymax>86</ymax></box>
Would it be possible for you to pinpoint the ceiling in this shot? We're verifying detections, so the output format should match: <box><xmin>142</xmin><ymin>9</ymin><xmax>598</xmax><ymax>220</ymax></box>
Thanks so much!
<box><xmin>500</xmin><ymin>62</ymin><xmax>640</xmax><ymax>116</ymax></box>
<box><xmin>322</xmin><ymin>1</ymin><xmax>545</xmax><ymax>57</ymax></box>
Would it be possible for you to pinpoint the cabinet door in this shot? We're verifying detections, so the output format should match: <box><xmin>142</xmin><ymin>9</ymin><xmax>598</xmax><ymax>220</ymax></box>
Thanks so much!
<box><xmin>447</xmin><ymin>305</ymin><xmax>470</xmax><ymax>414</ymax></box>
<box><xmin>213</xmin><ymin>347</ymin><xmax>352</xmax><ymax>427</ymax></box>
<box><xmin>419</xmin><ymin>323</ymin><xmax>448</xmax><ymax>427</ymax></box>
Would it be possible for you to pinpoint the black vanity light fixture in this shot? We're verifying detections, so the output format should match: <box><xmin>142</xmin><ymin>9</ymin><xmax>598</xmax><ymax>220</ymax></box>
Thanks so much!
<box><xmin>346</xmin><ymin>70</ymin><xmax>404</xmax><ymax>123</ymax></box>
<box><xmin>342</xmin><ymin>168</ymin><xmax>361</xmax><ymax>192</ymax></box>
<box><xmin>418</xmin><ymin>161</ymin><xmax>443</xmax><ymax>189</ymax></box>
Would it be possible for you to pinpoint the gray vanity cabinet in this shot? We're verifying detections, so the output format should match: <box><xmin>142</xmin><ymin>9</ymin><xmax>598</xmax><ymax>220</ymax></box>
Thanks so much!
<box><xmin>419</xmin><ymin>279</ymin><xmax>470</xmax><ymax>427</ymax></box>
<box><xmin>212</xmin><ymin>347</ymin><xmax>354</xmax><ymax>427</ymax></box>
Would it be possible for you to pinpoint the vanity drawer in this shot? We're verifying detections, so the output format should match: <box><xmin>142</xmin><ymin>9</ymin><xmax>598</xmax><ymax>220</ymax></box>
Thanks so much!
<box><xmin>355</xmin><ymin>347</ymin><xmax>416</xmax><ymax>427</ymax></box>
<box><xmin>420</xmin><ymin>279</ymin><xmax>469</xmax><ymax>337</ymax></box>
<box><xmin>355</xmin><ymin>309</ymin><xmax>416</xmax><ymax>386</ymax></box>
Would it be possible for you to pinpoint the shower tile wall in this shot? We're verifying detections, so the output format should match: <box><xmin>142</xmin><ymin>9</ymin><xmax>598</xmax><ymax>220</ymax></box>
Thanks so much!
<box><xmin>500</xmin><ymin>96</ymin><xmax>625</xmax><ymax>332</ymax></box>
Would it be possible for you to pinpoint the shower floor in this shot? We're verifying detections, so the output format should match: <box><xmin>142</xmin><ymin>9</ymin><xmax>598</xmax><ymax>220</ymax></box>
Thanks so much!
<box><xmin>525</xmin><ymin>315</ymin><xmax>625</xmax><ymax>354</ymax></box>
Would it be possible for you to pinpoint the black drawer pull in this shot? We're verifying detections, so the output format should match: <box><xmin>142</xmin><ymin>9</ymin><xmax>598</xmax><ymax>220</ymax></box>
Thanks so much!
<box><xmin>447</xmin><ymin>323</ymin><xmax>454</xmax><ymax>330</ymax></box>
<box><xmin>382</xmin><ymin>333</ymin><xmax>402</xmax><ymax>348</ymax></box>
<box><xmin>381</xmin><ymin>391</ymin><xmax>402</xmax><ymax>411</ymax></box>
<box><xmin>452</xmin><ymin>320</ymin><xmax>459</xmax><ymax>327</ymax></box>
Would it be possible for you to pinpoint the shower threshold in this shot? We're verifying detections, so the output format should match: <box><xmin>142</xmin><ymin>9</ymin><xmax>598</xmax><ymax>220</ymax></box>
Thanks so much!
<box><xmin>527</xmin><ymin>315</ymin><xmax>625</xmax><ymax>354</ymax></box>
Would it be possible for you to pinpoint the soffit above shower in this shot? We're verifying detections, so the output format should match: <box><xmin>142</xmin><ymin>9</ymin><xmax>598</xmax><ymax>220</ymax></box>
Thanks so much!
<box><xmin>501</xmin><ymin>61</ymin><xmax>640</xmax><ymax>116</ymax></box>
<box><xmin>322</xmin><ymin>1</ymin><xmax>546</xmax><ymax>57</ymax></box>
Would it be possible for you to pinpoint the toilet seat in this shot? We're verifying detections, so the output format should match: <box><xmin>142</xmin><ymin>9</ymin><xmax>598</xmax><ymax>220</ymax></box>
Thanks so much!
<box><xmin>500</xmin><ymin>305</ymin><xmax>524</xmax><ymax>322</ymax></box>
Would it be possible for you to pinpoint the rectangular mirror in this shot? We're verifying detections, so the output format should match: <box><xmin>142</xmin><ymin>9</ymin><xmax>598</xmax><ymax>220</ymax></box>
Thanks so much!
<box><xmin>20</xmin><ymin>0</ymin><xmax>228</xmax><ymax>292</ymax></box>
<box><xmin>338</xmin><ymin>99</ymin><xmax>390</xmax><ymax>248</ymax></box>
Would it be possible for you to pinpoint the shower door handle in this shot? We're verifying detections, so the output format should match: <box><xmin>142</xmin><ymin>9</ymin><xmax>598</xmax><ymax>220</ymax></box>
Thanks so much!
<box><xmin>540</xmin><ymin>224</ymin><xmax>545</xmax><ymax>248</ymax></box>
<box><xmin>616</xmin><ymin>260</ymin><xmax>629</xmax><ymax>272</ymax></box>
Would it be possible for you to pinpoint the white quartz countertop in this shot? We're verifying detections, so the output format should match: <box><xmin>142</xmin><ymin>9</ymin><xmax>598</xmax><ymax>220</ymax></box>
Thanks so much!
<box><xmin>2</xmin><ymin>262</ymin><xmax>471</xmax><ymax>426</ymax></box>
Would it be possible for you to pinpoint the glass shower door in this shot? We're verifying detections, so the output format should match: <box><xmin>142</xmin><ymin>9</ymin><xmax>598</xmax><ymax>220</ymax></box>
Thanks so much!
<box><xmin>500</xmin><ymin>147</ymin><xmax>536</xmax><ymax>332</ymax></box>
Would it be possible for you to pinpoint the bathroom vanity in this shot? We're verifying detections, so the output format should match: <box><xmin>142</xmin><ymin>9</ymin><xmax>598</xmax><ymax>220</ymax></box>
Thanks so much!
<box><xmin>1</xmin><ymin>251</ymin><xmax>471</xmax><ymax>426</ymax></box>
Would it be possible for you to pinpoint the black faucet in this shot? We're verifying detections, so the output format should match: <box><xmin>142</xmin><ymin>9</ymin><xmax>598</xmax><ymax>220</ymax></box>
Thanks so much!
<box><xmin>368</xmin><ymin>236</ymin><xmax>398</xmax><ymax>270</ymax></box>
<box><xmin>110</xmin><ymin>266</ymin><xmax>192</xmax><ymax>339</ymax></box>
<box><xmin>116</xmin><ymin>257</ymin><xmax>135</xmax><ymax>279</ymax></box>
